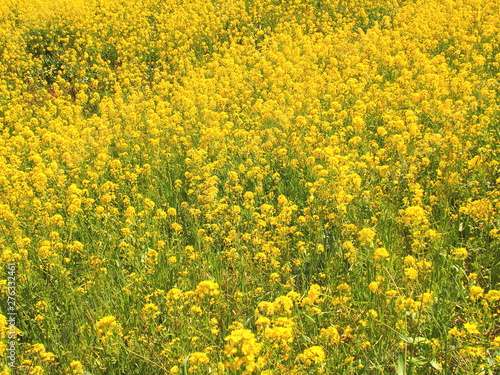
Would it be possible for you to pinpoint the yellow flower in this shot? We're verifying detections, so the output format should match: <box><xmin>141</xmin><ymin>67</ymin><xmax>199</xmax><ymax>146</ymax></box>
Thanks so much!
<box><xmin>491</xmin><ymin>337</ymin><xmax>500</xmax><ymax>348</ymax></box>
<box><xmin>286</xmin><ymin>291</ymin><xmax>301</xmax><ymax>301</ymax></box>
<box><xmin>273</xmin><ymin>296</ymin><xmax>294</xmax><ymax>315</ymax></box>
<box><xmin>342</xmin><ymin>241</ymin><xmax>358</xmax><ymax>263</ymax></box>
<box><xmin>485</xmin><ymin>289</ymin><xmax>500</xmax><ymax>302</ymax></box>
<box><xmin>257</xmin><ymin>301</ymin><xmax>275</xmax><ymax>316</ymax></box>
<box><xmin>451</xmin><ymin>247</ymin><xmax>468</xmax><ymax>260</ymax></box>
<box><xmin>189</xmin><ymin>352</ymin><xmax>210</xmax><ymax>365</ymax></box>
<box><xmin>171</xmin><ymin>222</ymin><xmax>182</xmax><ymax>232</ymax></box>
<box><xmin>358</xmin><ymin>227</ymin><xmax>376</xmax><ymax>246</ymax></box>
<box><xmin>154</xmin><ymin>209</ymin><xmax>167</xmax><ymax>219</ymax></box>
<box><xmin>195</xmin><ymin>280</ymin><xmax>220</xmax><ymax>298</ymax></box>
<box><xmin>30</xmin><ymin>366</ymin><xmax>44</xmax><ymax>375</ymax></box>
<box><xmin>343</xmin><ymin>356</ymin><xmax>355</xmax><ymax>365</ymax></box>
<box><xmin>95</xmin><ymin>316</ymin><xmax>122</xmax><ymax>342</ymax></box>
<box><xmin>96</xmin><ymin>316</ymin><xmax>116</xmax><ymax>328</ymax></box>
<box><xmin>402</xmin><ymin>206</ymin><xmax>427</xmax><ymax>226</ymax></box>
<box><xmin>469</xmin><ymin>286</ymin><xmax>484</xmax><ymax>300</ymax></box>
<box><xmin>337</xmin><ymin>283</ymin><xmax>351</xmax><ymax>293</ymax></box>
<box><xmin>0</xmin><ymin>314</ymin><xmax>6</xmax><ymax>340</ymax></box>
<box><xmin>145</xmin><ymin>249</ymin><xmax>159</xmax><ymax>266</ymax></box>
<box><xmin>373</xmin><ymin>247</ymin><xmax>390</xmax><ymax>260</ymax></box>
<box><xmin>264</xmin><ymin>326</ymin><xmax>294</xmax><ymax>345</ymax></box>
<box><xmin>31</xmin><ymin>343</ymin><xmax>46</xmax><ymax>353</ymax></box>
<box><xmin>459</xmin><ymin>346</ymin><xmax>485</xmax><ymax>358</ymax></box>
<box><xmin>369</xmin><ymin>281</ymin><xmax>381</xmax><ymax>293</ymax></box>
<box><xmin>404</xmin><ymin>256</ymin><xmax>416</xmax><ymax>265</ymax></box>
<box><xmin>320</xmin><ymin>326</ymin><xmax>340</xmax><ymax>345</ymax></box>
<box><xmin>377</xmin><ymin>126</ymin><xmax>388</xmax><ymax>136</ymax></box>
<box><xmin>69</xmin><ymin>361</ymin><xmax>84</xmax><ymax>375</ymax></box>
<box><xmin>463</xmin><ymin>323</ymin><xmax>480</xmax><ymax>335</ymax></box>
<box><xmin>301</xmin><ymin>284</ymin><xmax>322</xmax><ymax>306</ymax></box>
<box><xmin>269</xmin><ymin>272</ymin><xmax>280</xmax><ymax>283</ymax></box>
<box><xmin>255</xmin><ymin>316</ymin><xmax>271</xmax><ymax>327</ymax></box>
<box><xmin>142</xmin><ymin>303</ymin><xmax>160</xmax><ymax>318</ymax></box>
<box><xmin>190</xmin><ymin>305</ymin><xmax>202</xmax><ymax>316</ymax></box>
<box><xmin>296</xmin><ymin>346</ymin><xmax>325</xmax><ymax>366</ymax></box>
<box><xmin>224</xmin><ymin>328</ymin><xmax>262</xmax><ymax>372</ymax></box>
<box><xmin>448</xmin><ymin>327</ymin><xmax>466</xmax><ymax>338</ymax></box>
<box><xmin>404</xmin><ymin>267</ymin><xmax>419</xmax><ymax>280</ymax></box>
<box><xmin>143</xmin><ymin>198</ymin><xmax>155</xmax><ymax>211</ymax></box>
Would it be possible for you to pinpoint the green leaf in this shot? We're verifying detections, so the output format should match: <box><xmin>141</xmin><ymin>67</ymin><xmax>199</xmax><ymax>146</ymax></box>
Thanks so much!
<box><xmin>401</xmin><ymin>336</ymin><xmax>427</xmax><ymax>344</ymax></box>
<box><xmin>409</xmin><ymin>356</ymin><xmax>428</xmax><ymax>366</ymax></box>
<box><xmin>182</xmin><ymin>354</ymin><xmax>190</xmax><ymax>375</ymax></box>
<box><xmin>429</xmin><ymin>359</ymin><xmax>442</xmax><ymax>371</ymax></box>
<box><xmin>397</xmin><ymin>354</ymin><xmax>406</xmax><ymax>375</ymax></box>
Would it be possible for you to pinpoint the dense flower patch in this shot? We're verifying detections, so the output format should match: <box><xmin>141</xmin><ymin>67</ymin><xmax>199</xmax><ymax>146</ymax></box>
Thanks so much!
<box><xmin>0</xmin><ymin>0</ymin><xmax>499</xmax><ymax>374</ymax></box>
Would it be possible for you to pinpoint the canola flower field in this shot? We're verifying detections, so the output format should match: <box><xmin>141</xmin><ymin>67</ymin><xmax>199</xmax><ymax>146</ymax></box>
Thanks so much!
<box><xmin>0</xmin><ymin>0</ymin><xmax>499</xmax><ymax>374</ymax></box>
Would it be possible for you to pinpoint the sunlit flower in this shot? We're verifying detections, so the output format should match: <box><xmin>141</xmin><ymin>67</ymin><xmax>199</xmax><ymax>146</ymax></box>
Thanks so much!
<box><xmin>296</xmin><ymin>346</ymin><xmax>325</xmax><ymax>366</ymax></box>
<box><xmin>451</xmin><ymin>247</ymin><xmax>468</xmax><ymax>261</ymax></box>
<box><xmin>69</xmin><ymin>361</ymin><xmax>84</xmax><ymax>375</ymax></box>
<box><xmin>373</xmin><ymin>247</ymin><xmax>390</xmax><ymax>260</ymax></box>
<box><xmin>463</xmin><ymin>323</ymin><xmax>480</xmax><ymax>335</ymax></box>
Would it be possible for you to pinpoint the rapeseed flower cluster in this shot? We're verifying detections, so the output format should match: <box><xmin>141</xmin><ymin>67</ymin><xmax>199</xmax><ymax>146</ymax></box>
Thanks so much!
<box><xmin>0</xmin><ymin>0</ymin><xmax>499</xmax><ymax>373</ymax></box>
